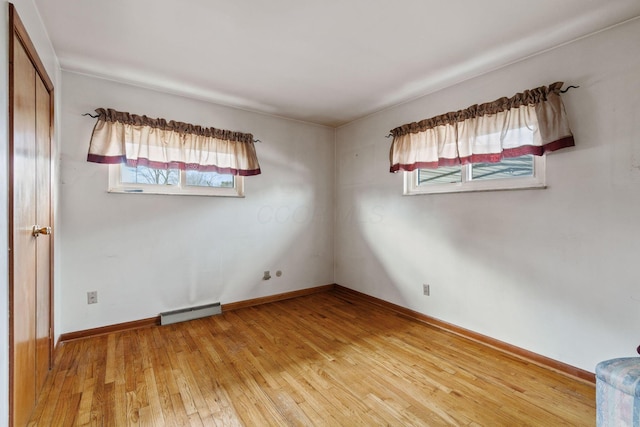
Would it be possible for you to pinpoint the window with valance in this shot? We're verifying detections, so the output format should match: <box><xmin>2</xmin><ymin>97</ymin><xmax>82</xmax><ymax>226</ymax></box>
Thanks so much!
<box><xmin>87</xmin><ymin>108</ymin><xmax>261</xmax><ymax>197</ymax></box>
<box><xmin>389</xmin><ymin>82</ymin><xmax>575</xmax><ymax>194</ymax></box>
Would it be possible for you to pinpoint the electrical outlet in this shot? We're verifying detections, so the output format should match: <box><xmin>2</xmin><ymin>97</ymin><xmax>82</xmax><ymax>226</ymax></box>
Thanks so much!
<box><xmin>87</xmin><ymin>291</ymin><xmax>98</xmax><ymax>304</ymax></box>
<box><xmin>423</xmin><ymin>284</ymin><xmax>430</xmax><ymax>296</ymax></box>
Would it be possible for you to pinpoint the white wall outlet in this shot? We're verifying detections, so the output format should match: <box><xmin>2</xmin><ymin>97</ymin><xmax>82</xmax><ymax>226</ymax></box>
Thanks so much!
<box><xmin>87</xmin><ymin>291</ymin><xmax>98</xmax><ymax>304</ymax></box>
<box><xmin>423</xmin><ymin>284</ymin><xmax>430</xmax><ymax>296</ymax></box>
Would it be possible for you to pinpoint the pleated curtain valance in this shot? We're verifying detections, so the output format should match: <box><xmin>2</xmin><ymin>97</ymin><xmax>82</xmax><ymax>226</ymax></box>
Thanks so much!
<box><xmin>389</xmin><ymin>82</ymin><xmax>575</xmax><ymax>173</ymax></box>
<box><xmin>87</xmin><ymin>108</ymin><xmax>261</xmax><ymax>176</ymax></box>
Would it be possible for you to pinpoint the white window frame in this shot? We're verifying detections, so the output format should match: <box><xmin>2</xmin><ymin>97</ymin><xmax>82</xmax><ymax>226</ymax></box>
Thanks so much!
<box><xmin>404</xmin><ymin>155</ymin><xmax>546</xmax><ymax>195</ymax></box>
<box><xmin>108</xmin><ymin>164</ymin><xmax>244</xmax><ymax>197</ymax></box>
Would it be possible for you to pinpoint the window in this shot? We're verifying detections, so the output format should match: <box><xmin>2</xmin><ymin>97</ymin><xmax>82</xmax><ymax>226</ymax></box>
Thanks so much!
<box><xmin>389</xmin><ymin>82</ymin><xmax>574</xmax><ymax>195</ymax></box>
<box><xmin>87</xmin><ymin>108</ymin><xmax>260</xmax><ymax>197</ymax></box>
<box><xmin>404</xmin><ymin>154</ymin><xmax>545</xmax><ymax>195</ymax></box>
<box><xmin>108</xmin><ymin>164</ymin><xmax>244</xmax><ymax>197</ymax></box>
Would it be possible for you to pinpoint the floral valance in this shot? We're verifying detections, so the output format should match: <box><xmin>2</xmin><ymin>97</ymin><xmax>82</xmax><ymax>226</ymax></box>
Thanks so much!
<box><xmin>87</xmin><ymin>108</ymin><xmax>261</xmax><ymax>176</ymax></box>
<box><xmin>389</xmin><ymin>82</ymin><xmax>575</xmax><ymax>172</ymax></box>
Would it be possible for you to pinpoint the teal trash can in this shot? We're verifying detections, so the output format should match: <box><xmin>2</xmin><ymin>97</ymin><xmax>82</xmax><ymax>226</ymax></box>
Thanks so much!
<box><xmin>596</xmin><ymin>358</ymin><xmax>640</xmax><ymax>426</ymax></box>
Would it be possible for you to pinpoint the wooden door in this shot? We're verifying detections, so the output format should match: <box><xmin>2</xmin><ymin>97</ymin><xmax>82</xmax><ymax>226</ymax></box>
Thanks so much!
<box><xmin>9</xmin><ymin>4</ymin><xmax>55</xmax><ymax>426</ymax></box>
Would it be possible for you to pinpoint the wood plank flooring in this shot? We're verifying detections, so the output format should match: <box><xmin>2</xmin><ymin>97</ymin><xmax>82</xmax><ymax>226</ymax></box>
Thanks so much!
<box><xmin>29</xmin><ymin>289</ymin><xmax>595</xmax><ymax>426</ymax></box>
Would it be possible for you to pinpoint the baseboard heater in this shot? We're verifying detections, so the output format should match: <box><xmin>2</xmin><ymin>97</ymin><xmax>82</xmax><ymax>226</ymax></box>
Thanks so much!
<box><xmin>160</xmin><ymin>302</ymin><xmax>221</xmax><ymax>325</ymax></box>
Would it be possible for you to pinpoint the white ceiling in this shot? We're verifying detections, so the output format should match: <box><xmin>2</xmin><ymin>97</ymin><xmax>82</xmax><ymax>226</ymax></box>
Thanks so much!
<box><xmin>35</xmin><ymin>0</ymin><xmax>640</xmax><ymax>127</ymax></box>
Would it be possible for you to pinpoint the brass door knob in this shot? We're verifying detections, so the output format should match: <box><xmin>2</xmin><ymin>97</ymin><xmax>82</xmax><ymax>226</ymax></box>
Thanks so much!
<box><xmin>32</xmin><ymin>225</ymin><xmax>52</xmax><ymax>237</ymax></box>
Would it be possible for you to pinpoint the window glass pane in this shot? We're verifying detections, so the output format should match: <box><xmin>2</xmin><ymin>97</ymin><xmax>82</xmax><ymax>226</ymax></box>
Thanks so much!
<box><xmin>471</xmin><ymin>155</ymin><xmax>534</xmax><ymax>181</ymax></box>
<box><xmin>418</xmin><ymin>166</ymin><xmax>462</xmax><ymax>185</ymax></box>
<box><xmin>185</xmin><ymin>170</ymin><xmax>234</xmax><ymax>188</ymax></box>
<box><xmin>121</xmin><ymin>164</ymin><xmax>179</xmax><ymax>185</ymax></box>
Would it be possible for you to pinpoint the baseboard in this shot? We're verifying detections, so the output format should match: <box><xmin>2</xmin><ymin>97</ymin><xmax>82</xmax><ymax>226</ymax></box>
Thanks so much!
<box><xmin>333</xmin><ymin>285</ymin><xmax>596</xmax><ymax>385</ymax></box>
<box><xmin>58</xmin><ymin>316</ymin><xmax>160</xmax><ymax>343</ymax></box>
<box><xmin>222</xmin><ymin>284</ymin><xmax>336</xmax><ymax>312</ymax></box>
<box><xmin>57</xmin><ymin>284</ymin><xmax>336</xmax><ymax>343</ymax></box>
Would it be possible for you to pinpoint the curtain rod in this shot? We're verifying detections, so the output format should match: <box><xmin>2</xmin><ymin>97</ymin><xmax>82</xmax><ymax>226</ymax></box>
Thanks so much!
<box><xmin>82</xmin><ymin>113</ymin><xmax>261</xmax><ymax>143</ymax></box>
<box><xmin>560</xmin><ymin>85</ymin><xmax>579</xmax><ymax>93</ymax></box>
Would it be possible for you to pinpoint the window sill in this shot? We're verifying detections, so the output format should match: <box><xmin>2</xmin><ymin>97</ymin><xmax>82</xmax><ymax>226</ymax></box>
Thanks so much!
<box><xmin>107</xmin><ymin>187</ymin><xmax>244</xmax><ymax>198</ymax></box>
<box><xmin>403</xmin><ymin>182</ymin><xmax>547</xmax><ymax>196</ymax></box>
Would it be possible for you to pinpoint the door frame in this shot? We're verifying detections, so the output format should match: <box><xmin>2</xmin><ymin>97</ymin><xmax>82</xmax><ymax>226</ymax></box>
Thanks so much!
<box><xmin>8</xmin><ymin>3</ymin><xmax>55</xmax><ymax>425</ymax></box>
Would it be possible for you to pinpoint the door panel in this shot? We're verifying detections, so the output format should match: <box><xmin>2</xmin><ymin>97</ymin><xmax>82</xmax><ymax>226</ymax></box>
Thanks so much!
<box><xmin>9</xmin><ymin>5</ymin><xmax>55</xmax><ymax>426</ymax></box>
<box><xmin>11</xmin><ymin>35</ymin><xmax>38</xmax><ymax>427</ymax></box>
<box><xmin>35</xmin><ymin>73</ymin><xmax>52</xmax><ymax>393</ymax></box>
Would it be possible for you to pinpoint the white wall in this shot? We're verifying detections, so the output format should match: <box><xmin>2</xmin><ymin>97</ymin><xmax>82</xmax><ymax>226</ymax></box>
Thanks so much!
<box><xmin>59</xmin><ymin>72</ymin><xmax>335</xmax><ymax>334</ymax></box>
<box><xmin>0</xmin><ymin>1</ymin><xmax>60</xmax><ymax>425</ymax></box>
<box><xmin>335</xmin><ymin>18</ymin><xmax>640</xmax><ymax>372</ymax></box>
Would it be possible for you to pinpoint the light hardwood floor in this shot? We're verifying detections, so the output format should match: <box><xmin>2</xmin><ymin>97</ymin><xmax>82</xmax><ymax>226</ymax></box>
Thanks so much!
<box><xmin>29</xmin><ymin>289</ymin><xmax>595</xmax><ymax>426</ymax></box>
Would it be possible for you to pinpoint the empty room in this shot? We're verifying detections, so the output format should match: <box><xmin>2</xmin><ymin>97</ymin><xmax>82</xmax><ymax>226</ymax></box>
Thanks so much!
<box><xmin>2</xmin><ymin>0</ymin><xmax>640</xmax><ymax>425</ymax></box>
